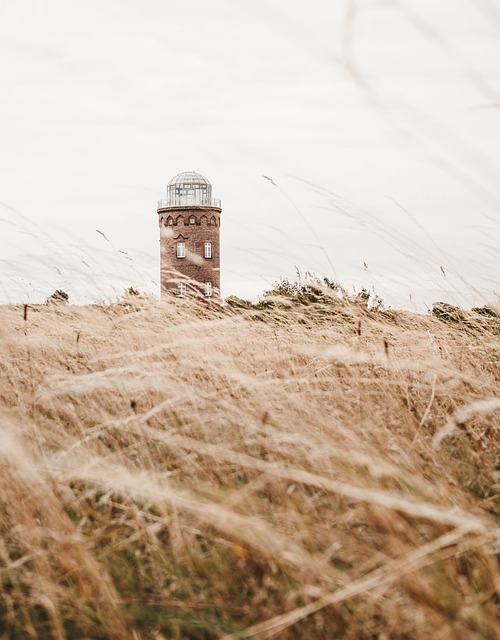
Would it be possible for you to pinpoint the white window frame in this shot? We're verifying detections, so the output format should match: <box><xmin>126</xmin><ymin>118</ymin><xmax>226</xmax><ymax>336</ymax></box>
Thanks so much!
<box><xmin>204</xmin><ymin>242</ymin><xmax>212</xmax><ymax>258</ymax></box>
<box><xmin>178</xmin><ymin>281</ymin><xmax>186</xmax><ymax>296</ymax></box>
<box><xmin>205</xmin><ymin>281</ymin><xmax>213</xmax><ymax>297</ymax></box>
<box><xmin>176</xmin><ymin>242</ymin><xmax>185</xmax><ymax>258</ymax></box>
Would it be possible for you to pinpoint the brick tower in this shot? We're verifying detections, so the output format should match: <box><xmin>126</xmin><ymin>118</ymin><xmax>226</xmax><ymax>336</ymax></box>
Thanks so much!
<box><xmin>158</xmin><ymin>171</ymin><xmax>221</xmax><ymax>298</ymax></box>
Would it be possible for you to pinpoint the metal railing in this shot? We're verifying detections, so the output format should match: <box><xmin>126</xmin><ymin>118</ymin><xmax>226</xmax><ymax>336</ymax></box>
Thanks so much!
<box><xmin>157</xmin><ymin>197</ymin><xmax>221</xmax><ymax>209</ymax></box>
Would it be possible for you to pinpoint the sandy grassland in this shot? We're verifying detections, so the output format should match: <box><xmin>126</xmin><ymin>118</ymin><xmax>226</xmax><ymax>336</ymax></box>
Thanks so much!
<box><xmin>0</xmin><ymin>289</ymin><xmax>499</xmax><ymax>639</ymax></box>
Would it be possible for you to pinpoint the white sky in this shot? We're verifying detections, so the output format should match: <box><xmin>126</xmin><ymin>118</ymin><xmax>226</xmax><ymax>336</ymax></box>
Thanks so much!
<box><xmin>1</xmin><ymin>0</ymin><xmax>499</xmax><ymax>308</ymax></box>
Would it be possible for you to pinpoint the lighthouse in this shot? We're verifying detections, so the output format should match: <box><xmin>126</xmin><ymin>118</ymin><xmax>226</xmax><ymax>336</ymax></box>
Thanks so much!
<box><xmin>158</xmin><ymin>171</ymin><xmax>221</xmax><ymax>298</ymax></box>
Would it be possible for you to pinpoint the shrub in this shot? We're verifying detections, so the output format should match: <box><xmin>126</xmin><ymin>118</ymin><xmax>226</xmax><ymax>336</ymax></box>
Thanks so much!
<box><xmin>46</xmin><ymin>289</ymin><xmax>69</xmax><ymax>305</ymax></box>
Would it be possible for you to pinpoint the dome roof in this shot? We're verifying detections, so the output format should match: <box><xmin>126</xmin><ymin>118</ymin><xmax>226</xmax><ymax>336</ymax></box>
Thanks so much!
<box><xmin>167</xmin><ymin>171</ymin><xmax>211</xmax><ymax>188</ymax></box>
<box><xmin>159</xmin><ymin>170</ymin><xmax>220</xmax><ymax>209</ymax></box>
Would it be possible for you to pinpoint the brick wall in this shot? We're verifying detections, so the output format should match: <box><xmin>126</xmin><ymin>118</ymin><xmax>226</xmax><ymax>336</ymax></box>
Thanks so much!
<box><xmin>158</xmin><ymin>205</ymin><xmax>221</xmax><ymax>297</ymax></box>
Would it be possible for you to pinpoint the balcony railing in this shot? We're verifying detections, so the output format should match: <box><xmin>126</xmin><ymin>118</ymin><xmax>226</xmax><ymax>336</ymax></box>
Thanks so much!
<box><xmin>157</xmin><ymin>197</ymin><xmax>221</xmax><ymax>209</ymax></box>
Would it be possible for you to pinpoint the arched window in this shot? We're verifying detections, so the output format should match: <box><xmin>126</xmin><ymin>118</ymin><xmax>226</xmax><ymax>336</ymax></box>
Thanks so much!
<box><xmin>176</xmin><ymin>216</ymin><xmax>184</xmax><ymax>226</ymax></box>
<box><xmin>189</xmin><ymin>216</ymin><xmax>196</xmax><ymax>225</ymax></box>
<box><xmin>210</xmin><ymin>216</ymin><xmax>216</xmax><ymax>226</ymax></box>
<box><xmin>167</xmin><ymin>217</ymin><xmax>173</xmax><ymax>226</ymax></box>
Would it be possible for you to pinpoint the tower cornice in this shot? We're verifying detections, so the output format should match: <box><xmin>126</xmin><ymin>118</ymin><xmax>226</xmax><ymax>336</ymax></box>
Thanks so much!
<box><xmin>157</xmin><ymin>204</ymin><xmax>222</xmax><ymax>214</ymax></box>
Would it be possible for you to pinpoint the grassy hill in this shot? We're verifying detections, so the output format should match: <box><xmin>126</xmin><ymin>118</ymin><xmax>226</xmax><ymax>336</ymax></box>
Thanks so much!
<box><xmin>0</xmin><ymin>289</ymin><xmax>499</xmax><ymax>639</ymax></box>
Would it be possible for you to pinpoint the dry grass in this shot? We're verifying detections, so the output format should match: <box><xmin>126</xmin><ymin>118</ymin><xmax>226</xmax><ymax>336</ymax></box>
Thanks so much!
<box><xmin>0</xmin><ymin>290</ymin><xmax>499</xmax><ymax>639</ymax></box>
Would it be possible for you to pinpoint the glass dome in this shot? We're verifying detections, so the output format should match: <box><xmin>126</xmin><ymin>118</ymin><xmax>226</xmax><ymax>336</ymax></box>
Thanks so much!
<box><xmin>158</xmin><ymin>171</ymin><xmax>220</xmax><ymax>208</ymax></box>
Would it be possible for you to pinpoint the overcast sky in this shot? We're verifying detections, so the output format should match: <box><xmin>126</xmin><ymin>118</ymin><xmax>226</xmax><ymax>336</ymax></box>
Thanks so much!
<box><xmin>1</xmin><ymin>0</ymin><xmax>499</xmax><ymax>308</ymax></box>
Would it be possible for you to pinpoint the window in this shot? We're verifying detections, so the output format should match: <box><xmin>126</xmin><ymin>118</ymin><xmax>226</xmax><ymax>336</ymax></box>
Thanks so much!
<box><xmin>205</xmin><ymin>281</ymin><xmax>213</xmax><ymax>297</ymax></box>
<box><xmin>210</xmin><ymin>216</ymin><xmax>216</xmax><ymax>226</ymax></box>
<box><xmin>204</xmin><ymin>242</ymin><xmax>212</xmax><ymax>258</ymax></box>
<box><xmin>176</xmin><ymin>242</ymin><xmax>185</xmax><ymax>258</ymax></box>
<box><xmin>178</xmin><ymin>282</ymin><xmax>186</xmax><ymax>296</ymax></box>
<box><xmin>167</xmin><ymin>217</ymin><xmax>173</xmax><ymax>225</ymax></box>
<box><xmin>189</xmin><ymin>216</ymin><xmax>196</xmax><ymax>225</ymax></box>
